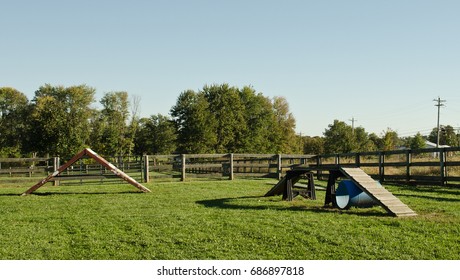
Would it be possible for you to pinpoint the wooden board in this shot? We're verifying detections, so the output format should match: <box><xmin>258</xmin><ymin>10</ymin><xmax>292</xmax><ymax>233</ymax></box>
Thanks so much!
<box><xmin>265</xmin><ymin>177</ymin><xmax>287</xmax><ymax>197</ymax></box>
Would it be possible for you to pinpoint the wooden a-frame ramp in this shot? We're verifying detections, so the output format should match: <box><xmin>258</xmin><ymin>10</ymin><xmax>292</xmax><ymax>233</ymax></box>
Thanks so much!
<box><xmin>22</xmin><ymin>148</ymin><xmax>151</xmax><ymax>195</ymax></box>
<box><xmin>265</xmin><ymin>166</ymin><xmax>416</xmax><ymax>217</ymax></box>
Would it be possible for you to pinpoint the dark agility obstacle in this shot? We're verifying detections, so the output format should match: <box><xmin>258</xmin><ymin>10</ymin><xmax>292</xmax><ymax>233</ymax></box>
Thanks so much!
<box><xmin>265</xmin><ymin>166</ymin><xmax>416</xmax><ymax>217</ymax></box>
<box><xmin>264</xmin><ymin>168</ymin><xmax>316</xmax><ymax>201</ymax></box>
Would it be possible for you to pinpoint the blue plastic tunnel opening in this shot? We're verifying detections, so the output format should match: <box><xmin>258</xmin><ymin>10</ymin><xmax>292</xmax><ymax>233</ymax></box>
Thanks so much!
<box><xmin>335</xmin><ymin>180</ymin><xmax>380</xmax><ymax>210</ymax></box>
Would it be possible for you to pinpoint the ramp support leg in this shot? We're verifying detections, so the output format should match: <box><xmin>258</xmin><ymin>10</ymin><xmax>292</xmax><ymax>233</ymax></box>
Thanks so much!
<box><xmin>307</xmin><ymin>173</ymin><xmax>316</xmax><ymax>200</ymax></box>
<box><xmin>324</xmin><ymin>170</ymin><xmax>343</xmax><ymax>207</ymax></box>
<box><xmin>283</xmin><ymin>177</ymin><xmax>294</xmax><ymax>201</ymax></box>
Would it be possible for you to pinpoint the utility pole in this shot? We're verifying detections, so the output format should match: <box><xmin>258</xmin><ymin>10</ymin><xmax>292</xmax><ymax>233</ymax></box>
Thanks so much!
<box><xmin>349</xmin><ymin>117</ymin><xmax>357</xmax><ymax>134</ymax></box>
<box><xmin>433</xmin><ymin>97</ymin><xmax>446</xmax><ymax>148</ymax></box>
<box><xmin>457</xmin><ymin>126</ymin><xmax>460</xmax><ymax>147</ymax></box>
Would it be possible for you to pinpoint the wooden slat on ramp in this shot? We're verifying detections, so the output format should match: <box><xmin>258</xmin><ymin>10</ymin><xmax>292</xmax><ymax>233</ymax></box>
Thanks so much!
<box><xmin>340</xmin><ymin>167</ymin><xmax>417</xmax><ymax>217</ymax></box>
<box><xmin>265</xmin><ymin>177</ymin><xmax>287</xmax><ymax>197</ymax></box>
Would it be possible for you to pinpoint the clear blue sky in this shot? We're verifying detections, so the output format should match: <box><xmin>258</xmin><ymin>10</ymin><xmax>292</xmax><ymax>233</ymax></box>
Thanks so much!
<box><xmin>2</xmin><ymin>0</ymin><xmax>459</xmax><ymax>137</ymax></box>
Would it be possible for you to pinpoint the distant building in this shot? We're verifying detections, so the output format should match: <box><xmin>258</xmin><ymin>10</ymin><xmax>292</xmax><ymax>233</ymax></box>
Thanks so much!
<box><xmin>425</xmin><ymin>140</ymin><xmax>450</xmax><ymax>149</ymax></box>
<box><xmin>425</xmin><ymin>140</ymin><xmax>450</xmax><ymax>158</ymax></box>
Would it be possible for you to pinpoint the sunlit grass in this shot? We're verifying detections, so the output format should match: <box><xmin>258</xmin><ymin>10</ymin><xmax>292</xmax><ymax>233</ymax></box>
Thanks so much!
<box><xmin>0</xmin><ymin>179</ymin><xmax>458</xmax><ymax>260</ymax></box>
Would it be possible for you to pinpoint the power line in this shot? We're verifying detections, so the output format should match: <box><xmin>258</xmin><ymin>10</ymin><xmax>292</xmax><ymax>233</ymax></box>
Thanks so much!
<box><xmin>433</xmin><ymin>97</ymin><xmax>446</xmax><ymax>148</ymax></box>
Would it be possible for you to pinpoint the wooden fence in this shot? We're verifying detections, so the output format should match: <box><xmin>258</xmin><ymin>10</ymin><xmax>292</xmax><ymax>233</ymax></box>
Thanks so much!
<box><xmin>2</xmin><ymin>148</ymin><xmax>460</xmax><ymax>186</ymax></box>
<box><xmin>0</xmin><ymin>155</ymin><xmax>144</xmax><ymax>184</ymax></box>
<box><xmin>143</xmin><ymin>154</ymin><xmax>314</xmax><ymax>182</ymax></box>
<box><xmin>0</xmin><ymin>154</ymin><xmax>313</xmax><ymax>183</ymax></box>
<box><xmin>310</xmin><ymin>147</ymin><xmax>460</xmax><ymax>186</ymax></box>
<box><xmin>0</xmin><ymin>157</ymin><xmax>53</xmax><ymax>178</ymax></box>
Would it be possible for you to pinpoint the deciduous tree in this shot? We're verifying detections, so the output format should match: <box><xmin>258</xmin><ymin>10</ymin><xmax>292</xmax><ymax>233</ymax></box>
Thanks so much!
<box><xmin>29</xmin><ymin>84</ymin><xmax>95</xmax><ymax>158</ymax></box>
<box><xmin>134</xmin><ymin>114</ymin><xmax>177</xmax><ymax>155</ymax></box>
<box><xmin>302</xmin><ymin>136</ymin><xmax>325</xmax><ymax>155</ymax></box>
<box><xmin>96</xmin><ymin>91</ymin><xmax>132</xmax><ymax>155</ymax></box>
<box><xmin>410</xmin><ymin>132</ymin><xmax>427</xmax><ymax>150</ymax></box>
<box><xmin>323</xmin><ymin>120</ymin><xmax>355</xmax><ymax>153</ymax></box>
<box><xmin>203</xmin><ymin>84</ymin><xmax>247</xmax><ymax>153</ymax></box>
<box><xmin>428</xmin><ymin>125</ymin><xmax>458</xmax><ymax>146</ymax></box>
<box><xmin>170</xmin><ymin>90</ymin><xmax>216</xmax><ymax>153</ymax></box>
<box><xmin>380</xmin><ymin>128</ymin><xmax>399</xmax><ymax>151</ymax></box>
<box><xmin>0</xmin><ymin>87</ymin><xmax>30</xmax><ymax>156</ymax></box>
<box><xmin>170</xmin><ymin>85</ymin><xmax>299</xmax><ymax>154</ymax></box>
<box><xmin>272</xmin><ymin>96</ymin><xmax>297</xmax><ymax>153</ymax></box>
<box><xmin>239</xmin><ymin>86</ymin><xmax>277</xmax><ymax>153</ymax></box>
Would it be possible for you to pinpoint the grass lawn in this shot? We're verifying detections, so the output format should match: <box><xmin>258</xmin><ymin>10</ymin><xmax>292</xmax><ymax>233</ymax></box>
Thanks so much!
<box><xmin>0</xmin><ymin>178</ymin><xmax>459</xmax><ymax>260</ymax></box>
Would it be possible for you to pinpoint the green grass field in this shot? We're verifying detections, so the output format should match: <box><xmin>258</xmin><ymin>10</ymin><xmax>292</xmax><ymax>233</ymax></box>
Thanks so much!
<box><xmin>0</xmin><ymin>178</ymin><xmax>459</xmax><ymax>260</ymax></box>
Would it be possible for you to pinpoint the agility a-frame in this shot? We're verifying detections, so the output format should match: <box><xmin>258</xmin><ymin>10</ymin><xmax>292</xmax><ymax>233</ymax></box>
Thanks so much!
<box><xmin>22</xmin><ymin>148</ymin><xmax>151</xmax><ymax>195</ymax></box>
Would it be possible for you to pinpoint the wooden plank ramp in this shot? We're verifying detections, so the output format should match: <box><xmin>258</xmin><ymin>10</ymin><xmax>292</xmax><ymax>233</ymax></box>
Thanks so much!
<box><xmin>340</xmin><ymin>167</ymin><xmax>417</xmax><ymax>217</ymax></box>
<box><xmin>265</xmin><ymin>177</ymin><xmax>287</xmax><ymax>197</ymax></box>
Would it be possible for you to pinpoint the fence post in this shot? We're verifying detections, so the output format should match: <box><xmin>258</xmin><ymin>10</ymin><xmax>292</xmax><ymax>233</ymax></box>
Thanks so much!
<box><xmin>277</xmin><ymin>154</ymin><xmax>282</xmax><ymax>180</ymax></box>
<box><xmin>406</xmin><ymin>150</ymin><xmax>411</xmax><ymax>183</ymax></box>
<box><xmin>53</xmin><ymin>157</ymin><xmax>60</xmax><ymax>186</ymax></box>
<box><xmin>316</xmin><ymin>155</ymin><xmax>322</xmax><ymax>180</ymax></box>
<box><xmin>181</xmin><ymin>154</ymin><xmax>186</xmax><ymax>181</ymax></box>
<box><xmin>229</xmin><ymin>153</ymin><xmax>234</xmax><ymax>180</ymax></box>
<box><xmin>143</xmin><ymin>155</ymin><xmax>150</xmax><ymax>183</ymax></box>
<box><xmin>355</xmin><ymin>153</ymin><xmax>360</xmax><ymax>167</ymax></box>
<box><xmin>440</xmin><ymin>148</ymin><xmax>446</xmax><ymax>185</ymax></box>
<box><xmin>379</xmin><ymin>152</ymin><xmax>384</xmax><ymax>183</ymax></box>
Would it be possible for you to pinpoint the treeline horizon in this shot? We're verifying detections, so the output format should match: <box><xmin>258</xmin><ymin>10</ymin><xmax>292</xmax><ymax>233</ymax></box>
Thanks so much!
<box><xmin>1</xmin><ymin>84</ymin><xmax>458</xmax><ymax>159</ymax></box>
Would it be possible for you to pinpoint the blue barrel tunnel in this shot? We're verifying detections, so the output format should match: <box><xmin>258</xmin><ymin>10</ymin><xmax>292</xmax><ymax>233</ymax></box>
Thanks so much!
<box><xmin>335</xmin><ymin>180</ymin><xmax>381</xmax><ymax>210</ymax></box>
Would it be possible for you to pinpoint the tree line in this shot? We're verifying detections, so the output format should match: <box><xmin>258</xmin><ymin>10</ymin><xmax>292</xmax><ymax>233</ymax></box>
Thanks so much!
<box><xmin>0</xmin><ymin>84</ymin><xmax>297</xmax><ymax>159</ymax></box>
<box><xmin>303</xmin><ymin>120</ymin><xmax>459</xmax><ymax>155</ymax></box>
<box><xmin>1</xmin><ymin>84</ymin><xmax>458</xmax><ymax>159</ymax></box>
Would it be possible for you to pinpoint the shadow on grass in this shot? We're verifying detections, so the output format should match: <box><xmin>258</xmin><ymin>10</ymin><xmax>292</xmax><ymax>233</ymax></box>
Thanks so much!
<box><xmin>388</xmin><ymin>183</ymin><xmax>460</xmax><ymax>196</ymax></box>
<box><xmin>0</xmin><ymin>191</ymin><xmax>145</xmax><ymax>196</ymax></box>
<box><xmin>386</xmin><ymin>184</ymin><xmax>460</xmax><ymax>202</ymax></box>
<box><xmin>32</xmin><ymin>191</ymin><xmax>144</xmax><ymax>196</ymax></box>
<box><xmin>196</xmin><ymin>196</ymin><xmax>389</xmax><ymax>217</ymax></box>
<box><xmin>0</xmin><ymin>193</ymin><xmax>23</xmax><ymax>197</ymax></box>
<box><xmin>396</xmin><ymin>193</ymin><xmax>460</xmax><ymax>202</ymax></box>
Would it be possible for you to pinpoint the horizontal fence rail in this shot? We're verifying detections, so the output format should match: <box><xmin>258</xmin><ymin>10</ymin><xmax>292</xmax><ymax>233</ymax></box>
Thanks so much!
<box><xmin>0</xmin><ymin>153</ymin><xmax>314</xmax><ymax>184</ymax></box>
<box><xmin>143</xmin><ymin>154</ymin><xmax>315</xmax><ymax>182</ymax></box>
<box><xmin>0</xmin><ymin>157</ymin><xmax>53</xmax><ymax>177</ymax></box>
<box><xmin>0</xmin><ymin>155</ymin><xmax>144</xmax><ymax>185</ymax></box>
<box><xmin>1</xmin><ymin>148</ymin><xmax>459</xmax><ymax>186</ymax></box>
<box><xmin>310</xmin><ymin>147</ymin><xmax>460</xmax><ymax>186</ymax></box>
